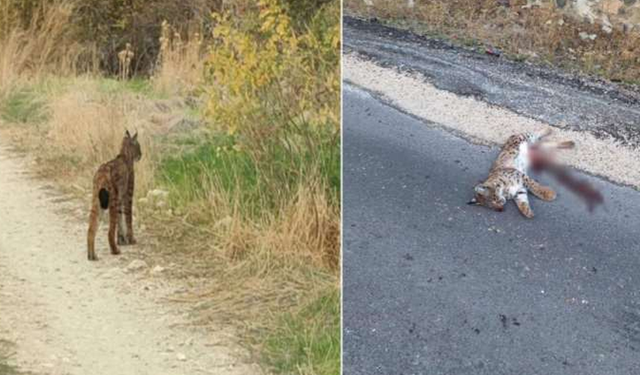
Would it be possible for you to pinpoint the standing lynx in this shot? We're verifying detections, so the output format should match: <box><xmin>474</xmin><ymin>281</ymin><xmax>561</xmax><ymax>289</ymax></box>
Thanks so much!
<box><xmin>468</xmin><ymin>129</ymin><xmax>574</xmax><ymax>218</ymax></box>
<box><xmin>87</xmin><ymin>130</ymin><xmax>142</xmax><ymax>261</ymax></box>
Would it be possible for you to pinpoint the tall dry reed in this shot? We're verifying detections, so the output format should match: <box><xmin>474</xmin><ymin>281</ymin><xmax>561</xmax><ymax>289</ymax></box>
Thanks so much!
<box><xmin>0</xmin><ymin>1</ymin><xmax>96</xmax><ymax>100</ymax></box>
<box><xmin>152</xmin><ymin>21</ymin><xmax>206</xmax><ymax>96</ymax></box>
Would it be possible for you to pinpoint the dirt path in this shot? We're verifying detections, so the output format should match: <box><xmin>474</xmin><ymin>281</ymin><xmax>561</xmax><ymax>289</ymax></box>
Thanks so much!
<box><xmin>0</xmin><ymin>144</ymin><xmax>260</xmax><ymax>375</ymax></box>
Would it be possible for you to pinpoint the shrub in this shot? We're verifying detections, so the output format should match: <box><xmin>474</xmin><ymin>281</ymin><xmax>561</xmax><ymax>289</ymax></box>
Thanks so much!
<box><xmin>204</xmin><ymin>0</ymin><xmax>340</xmax><ymax>137</ymax></box>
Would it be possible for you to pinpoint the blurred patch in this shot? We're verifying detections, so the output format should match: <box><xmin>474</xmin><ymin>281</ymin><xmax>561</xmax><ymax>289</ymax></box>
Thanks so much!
<box><xmin>531</xmin><ymin>143</ymin><xmax>604</xmax><ymax>212</ymax></box>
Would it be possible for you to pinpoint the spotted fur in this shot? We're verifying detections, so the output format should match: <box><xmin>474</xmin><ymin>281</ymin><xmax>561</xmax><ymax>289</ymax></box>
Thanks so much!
<box><xmin>469</xmin><ymin>129</ymin><xmax>574</xmax><ymax>218</ymax></box>
<box><xmin>87</xmin><ymin>131</ymin><xmax>142</xmax><ymax>261</ymax></box>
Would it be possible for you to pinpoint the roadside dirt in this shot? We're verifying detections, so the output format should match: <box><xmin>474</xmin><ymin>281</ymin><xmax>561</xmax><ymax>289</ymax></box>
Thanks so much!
<box><xmin>0</xmin><ymin>144</ymin><xmax>260</xmax><ymax>375</ymax></box>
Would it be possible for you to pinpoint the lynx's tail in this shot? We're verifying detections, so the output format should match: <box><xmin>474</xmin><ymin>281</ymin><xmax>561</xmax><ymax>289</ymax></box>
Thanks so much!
<box><xmin>99</xmin><ymin>188</ymin><xmax>109</xmax><ymax>210</ymax></box>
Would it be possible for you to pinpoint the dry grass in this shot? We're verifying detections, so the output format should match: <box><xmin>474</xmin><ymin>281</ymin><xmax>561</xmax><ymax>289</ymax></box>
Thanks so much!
<box><xmin>0</xmin><ymin>0</ymin><xmax>95</xmax><ymax>101</ymax></box>
<box><xmin>45</xmin><ymin>80</ymin><xmax>159</xmax><ymax>194</ymax></box>
<box><xmin>346</xmin><ymin>0</ymin><xmax>640</xmax><ymax>84</ymax></box>
<box><xmin>152</xmin><ymin>21</ymin><xmax>206</xmax><ymax>96</ymax></box>
<box><xmin>265</xmin><ymin>181</ymin><xmax>340</xmax><ymax>269</ymax></box>
<box><xmin>0</xmin><ymin>78</ymin><xmax>171</xmax><ymax>207</ymax></box>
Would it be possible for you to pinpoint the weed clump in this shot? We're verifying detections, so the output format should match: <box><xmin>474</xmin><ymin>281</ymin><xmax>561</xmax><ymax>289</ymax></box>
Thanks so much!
<box><xmin>345</xmin><ymin>0</ymin><xmax>640</xmax><ymax>84</ymax></box>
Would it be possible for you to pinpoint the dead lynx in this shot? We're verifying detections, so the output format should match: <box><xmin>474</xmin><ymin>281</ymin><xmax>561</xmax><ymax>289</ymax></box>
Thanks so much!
<box><xmin>468</xmin><ymin>129</ymin><xmax>574</xmax><ymax>218</ymax></box>
<box><xmin>87</xmin><ymin>130</ymin><xmax>142</xmax><ymax>261</ymax></box>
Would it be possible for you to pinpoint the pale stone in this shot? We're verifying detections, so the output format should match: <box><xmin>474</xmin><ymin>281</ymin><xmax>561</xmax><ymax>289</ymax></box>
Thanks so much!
<box><xmin>126</xmin><ymin>259</ymin><xmax>148</xmax><ymax>272</ymax></box>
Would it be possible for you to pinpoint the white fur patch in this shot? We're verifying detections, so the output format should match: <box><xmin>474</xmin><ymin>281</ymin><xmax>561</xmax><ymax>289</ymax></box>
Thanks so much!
<box><xmin>118</xmin><ymin>213</ymin><xmax>127</xmax><ymax>238</ymax></box>
<box><xmin>514</xmin><ymin>142</ymin><xmax>530</xmax><ymax>172</ymax></box>
<box><xmin>507</xmin><ymin>185</ymin><xmax>521</xmax><ymax>198</ymax></box>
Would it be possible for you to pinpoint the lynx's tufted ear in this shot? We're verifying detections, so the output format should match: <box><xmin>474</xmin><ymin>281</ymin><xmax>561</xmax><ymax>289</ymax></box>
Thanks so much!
<box><xmin>125</xmin><ymin>130</ymin><xmax>131</xmax><ymax>138</ymax></box>
<box><xmin>132</xmin><ymin>131</ymin><xmax>138</xmax><ymax>141</ymax></box>
<box><xmin>468</xmin><ymin>184</ymin><xmax>488</xmax><ymax>205</ymax></box>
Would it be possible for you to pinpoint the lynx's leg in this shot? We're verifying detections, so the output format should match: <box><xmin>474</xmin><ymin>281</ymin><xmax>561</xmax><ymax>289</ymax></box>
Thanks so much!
<box><xmin>537</xmin><ymin>140</ymin><xmax>575</xmax><ymax>150</ymax></box>
<box><xmin>87</xmin><ymin>196</ymin><xmax>100</xmax><ymax>261</ymax></box>
<box><xmin>125</xmin><ymin>173</ymin><xmax>136</xmax><ymax>244</ymax></box>
<box><xmin>108</xmin><ymin>194</ymin><xmax>120</xmax><ymax>255</ymax></box>
<box><xmin>523</xmin><ymin>175</ymin><xmax>556</xmax><ymax>201</ymax></box>
<box><xmin>514</xmin><ymin>191</ymin><xmax>534</xmax><ymax>219</ymax></box>
<box><xmin>117</xmin><ymin>203</ymin><xmax>127</xmax><ymax>245</ymax></box>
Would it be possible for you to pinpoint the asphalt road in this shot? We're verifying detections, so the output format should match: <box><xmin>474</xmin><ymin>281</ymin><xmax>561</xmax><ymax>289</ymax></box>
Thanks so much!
<box><xmin>344</xmin><ymin>17</ymin><xmax>640</xmax><ymax>148</ymax></box>
<box><xmin>343</xmin><ymin>83</ymin><xmax>640</xmax><ymax>375</ymax></box>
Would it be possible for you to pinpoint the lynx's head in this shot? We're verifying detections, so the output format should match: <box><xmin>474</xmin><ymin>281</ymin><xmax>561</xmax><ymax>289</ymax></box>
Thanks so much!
<box><xmin>468</xmin><ymin>183</ymin><xmax>506</xmax><ymax>212</ymax></box>
<box><xmin>121</xmin><ymin>130</ymin><xmax>142</xmax><ymax>162</ymax></box>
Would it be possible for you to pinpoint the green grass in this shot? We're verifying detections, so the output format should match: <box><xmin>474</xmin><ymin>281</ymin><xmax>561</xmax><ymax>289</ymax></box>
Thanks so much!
<box><xmin>96</xmin><ymin>77</ymin><xmax>161</xmax><ymax>98</ymax></box>
<box><xmin>156</xmin><ymin>125</ymin><xmax>341</xmax><ymax>374</ymax></box>
<box><xmin>0</xmin><ymin>340</ymin><xmax>25</xmax><ymax>375</ymax></box>
<box><xmin>0</xmin><ymin>88</ymin><xmax>48</xmax><ymax>124</ymax></box>
<box><xmin>263</xmin><ymin>288</ymin><xmax>341</xmax><ymax>375</ymax></box>
<box><xmin>158</xmin><ymin>134</ymin><xmax>264</xmax><ymax>215</ymax></box>
<box><xmin>0</xmin><ymin>77</ymin><xmax>160</xmax><ymax>126</ymax></box>
<box><xmin>158</xmin><ymin>126</ymin><xmax>340</xmax><ymax>218</ymax></box>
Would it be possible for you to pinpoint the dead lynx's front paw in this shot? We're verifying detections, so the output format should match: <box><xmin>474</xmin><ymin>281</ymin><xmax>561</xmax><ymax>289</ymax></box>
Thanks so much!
<box><xmin>118</xmin><ymin>235</ymin><xmax>127</xmax><ymax>245</ymax></box>
<box><xmin>127</xmin><ymin>236</ymin><xmax>137</xmax><ymax>245</ymax></box>
<box><xmin>540</xmin><ymin>187</ymin><xmax>556</xmax><ymax>202</ymax></box>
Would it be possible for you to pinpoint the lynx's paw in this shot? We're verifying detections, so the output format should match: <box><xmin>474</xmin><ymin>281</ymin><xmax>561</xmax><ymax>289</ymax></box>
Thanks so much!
<box><xmin>515</xmin><ymin>198</ymin><xmax>535</xmax><ymax>219</ymax></box>
<box><xmin>517</xmin><ymin>205</ymin><xmax>534</xmax><ymax>219</ymax></box>
<box><xmin>538</xmin><ymin>187</ymin><xmax>556</xmax><ymax>202</ymax></box>
<box><xmin>118</xmin><ymin>235</ymin><xmax>136</xmax><ymax>245</ymax></box>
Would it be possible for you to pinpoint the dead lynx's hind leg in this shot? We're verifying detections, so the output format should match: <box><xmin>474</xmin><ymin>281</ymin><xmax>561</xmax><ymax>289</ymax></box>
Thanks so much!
<box><xmin>524</xmin><ymin>175</ymin><xmax>556</xmax><ymax>201</ymax></box>
<box><xmin>538</xmin><ymin>128</ymin><xmax>553</xmax><ymax>139</ymax></box>
<box><xmin>108</xmin><ymin>195</ymin><xmax>121</xmax><ymax>255</ymax></box>
<box><xmin>515</xmin><ymin>192</ymin><xmax>534</xmax><ymax>219</ymax></box>
<box><xmin>538</xmin><ymin>140</ymin><xmax>575</xmax><ymax>150</ymax></box>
